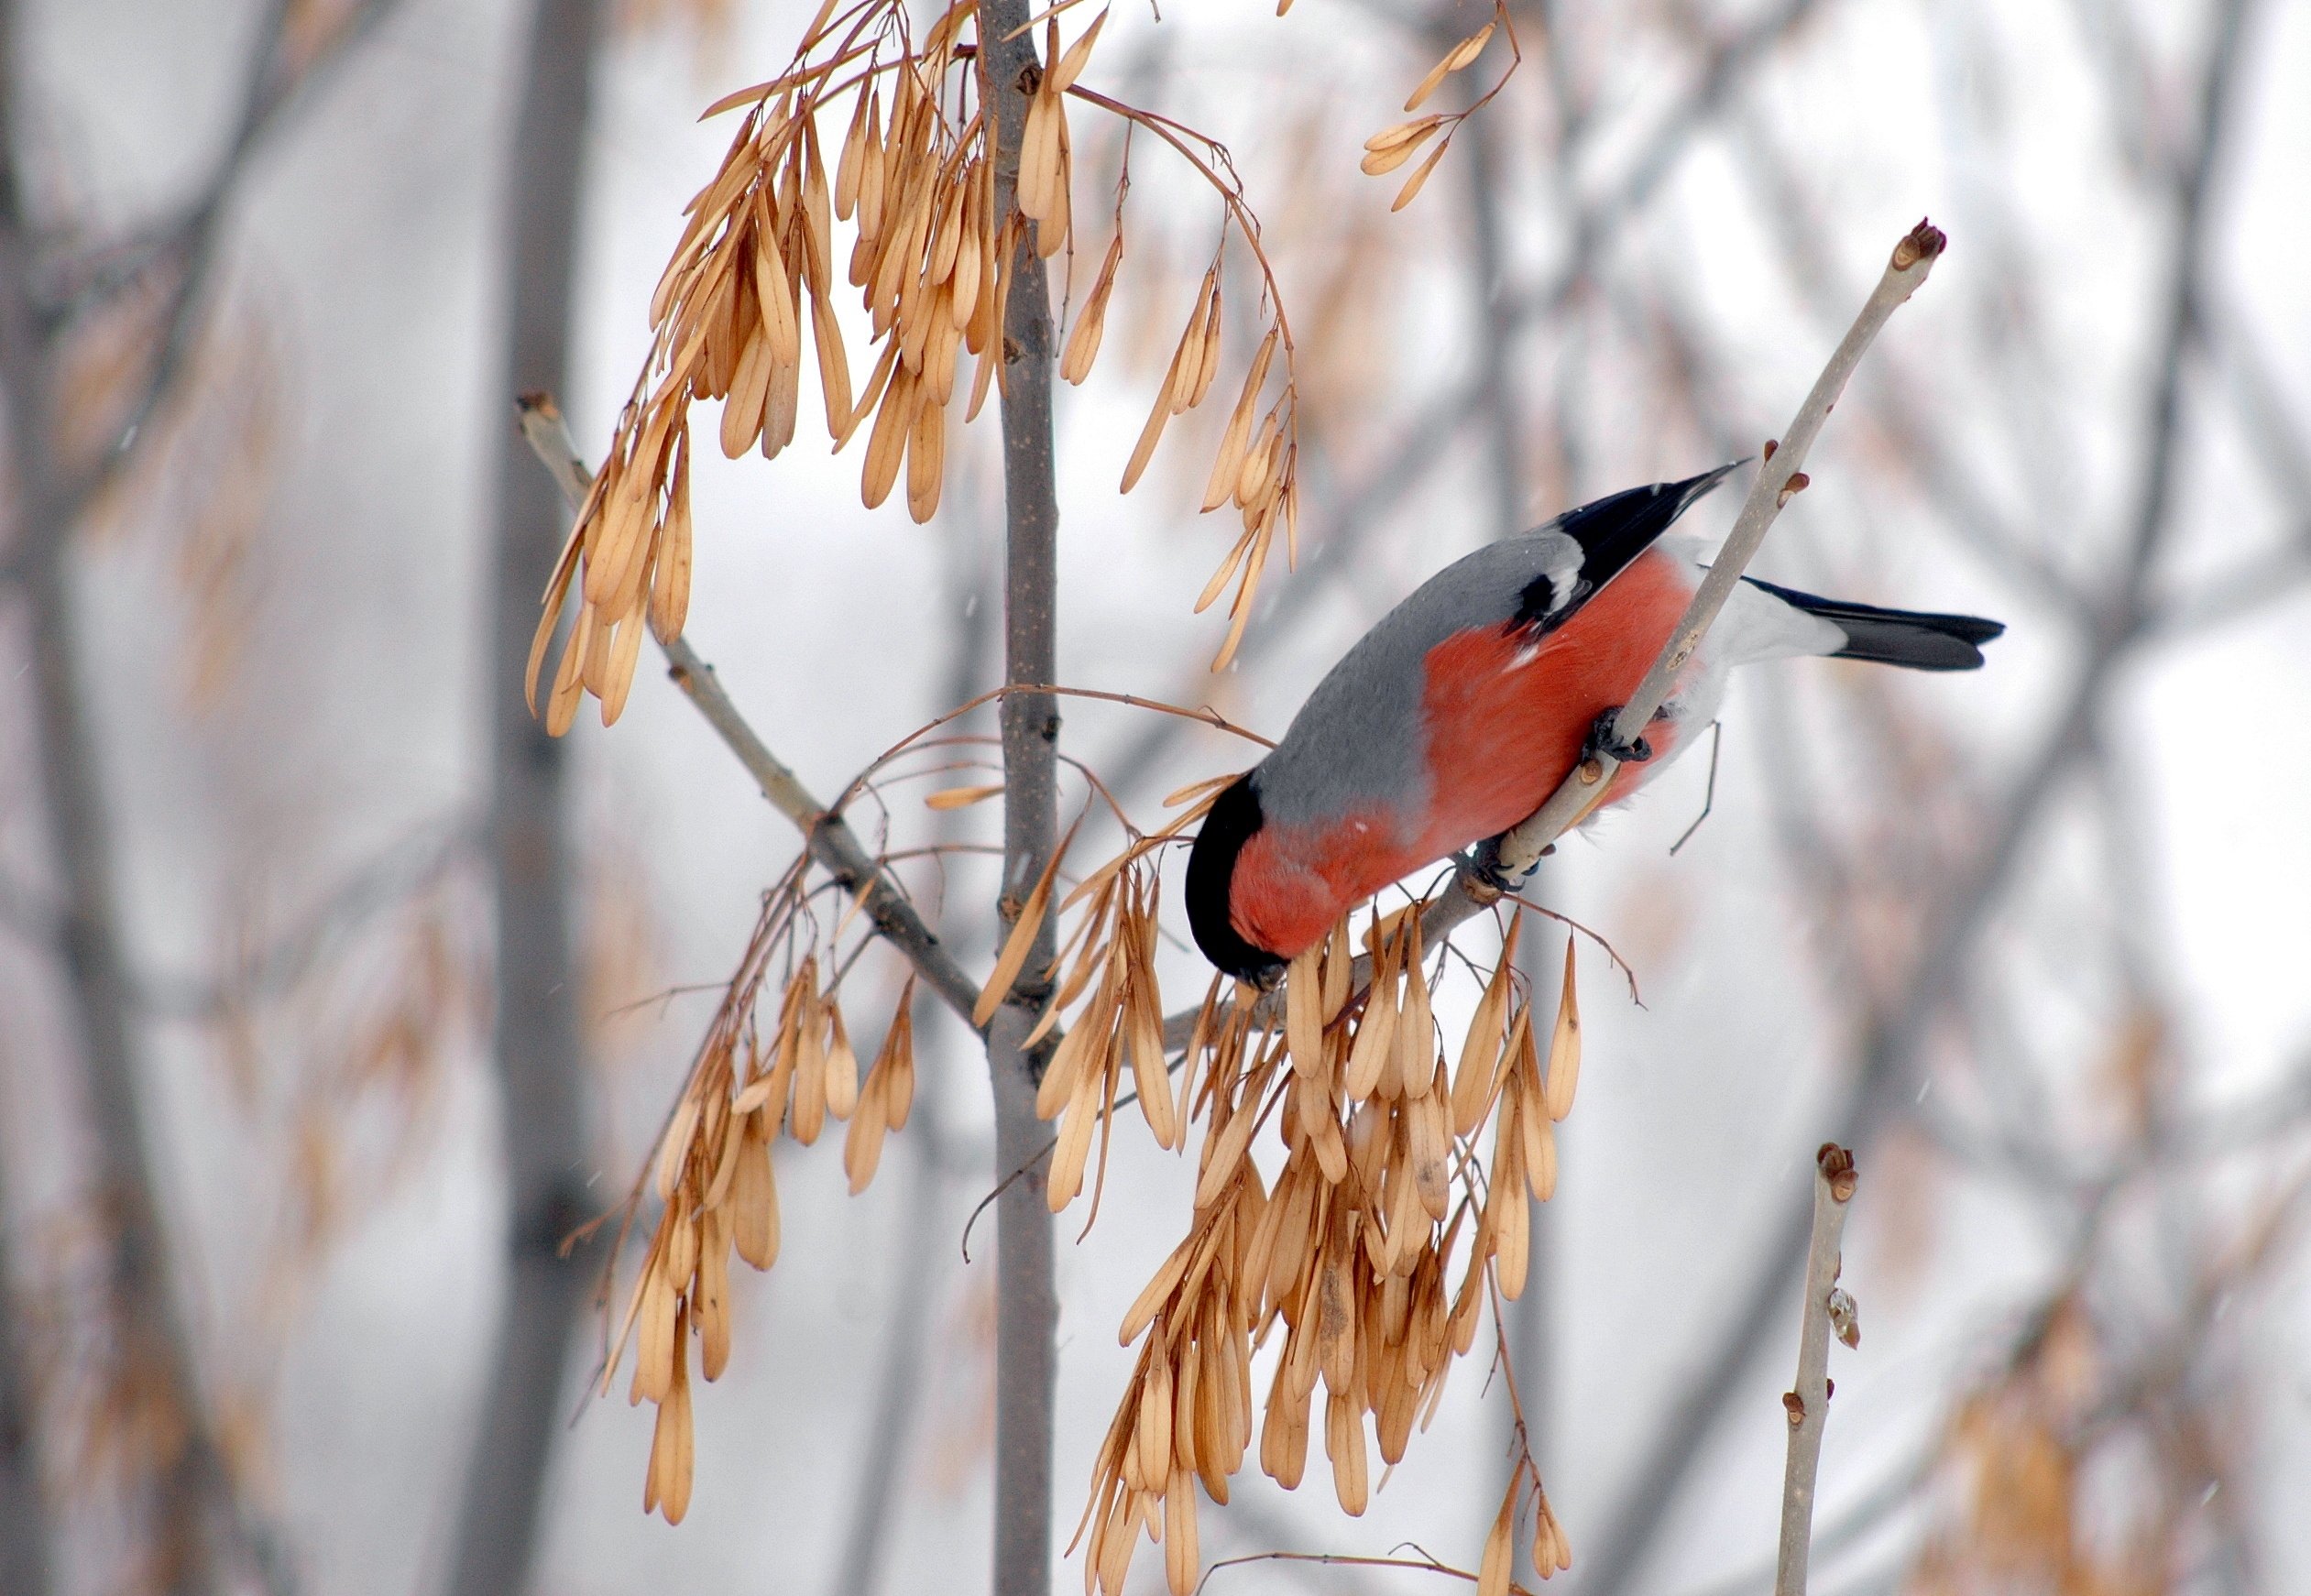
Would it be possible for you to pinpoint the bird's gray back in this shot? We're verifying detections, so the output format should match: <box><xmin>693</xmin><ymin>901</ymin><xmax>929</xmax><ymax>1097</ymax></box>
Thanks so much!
<box><xmin>1253</xmin><ymin>530</ymin><xmax>1581</xmax><ymax>832</ymax></box>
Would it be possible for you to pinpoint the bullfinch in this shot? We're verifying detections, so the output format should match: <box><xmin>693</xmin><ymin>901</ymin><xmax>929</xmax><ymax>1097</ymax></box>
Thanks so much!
<box><xmin>1186</xmin><ymin>464</ymin><xmax>2004</xmax><ymax>983</ymax></box>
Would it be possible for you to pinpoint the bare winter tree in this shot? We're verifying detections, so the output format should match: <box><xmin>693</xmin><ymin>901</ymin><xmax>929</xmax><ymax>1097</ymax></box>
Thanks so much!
<box><xmin>446</xmin><ymin>3</ymin><xmax>608</xmax><ymax>1593</ymax></box>
<box><xmin>0</xmin><ymin>2</ymin><xmax>428</xmax><ymax>1590</ymax></box>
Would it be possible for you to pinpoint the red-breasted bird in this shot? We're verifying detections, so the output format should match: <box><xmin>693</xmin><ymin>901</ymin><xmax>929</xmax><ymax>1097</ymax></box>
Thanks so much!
<box><xmin>1186</xmin><ymin>464</ymin><xmax>2004</xmax><ymax>983</ymax></box>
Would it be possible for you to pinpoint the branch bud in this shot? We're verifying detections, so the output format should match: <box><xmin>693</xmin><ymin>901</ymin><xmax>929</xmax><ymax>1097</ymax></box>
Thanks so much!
<box><xmin>1817</xmin><ymin>1141</ymin><xmax>1857</xmax><ymax>1202</ymax></box>
<box><xmin>1891</xmin><ymin>217</ymin><xmax>1946</xmax><ymax>271</ymax></box>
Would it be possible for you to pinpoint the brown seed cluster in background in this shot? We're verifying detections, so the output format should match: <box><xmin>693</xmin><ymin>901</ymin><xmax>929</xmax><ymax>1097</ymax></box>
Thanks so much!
<box><xmin>530</xmin><ymin>0</ymin><xmax>1309</xmax><ymax>734</ymax></box>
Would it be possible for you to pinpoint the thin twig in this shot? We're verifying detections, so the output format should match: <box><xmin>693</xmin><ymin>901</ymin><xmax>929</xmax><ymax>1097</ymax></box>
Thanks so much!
<box><xmin>1485</xmin><ymin>221</ymin><xmax>1945</xmax><ymax>881</ymax></box>
<box><xmin>516</xmin><ymin>396</ymin><xmax>987</xmax><ymax>1033</ymax></box>
<box><xmin>1775</xmin><ymin>1144</ymin><xmax>1857</xmax><ymax>1596</ymax></box>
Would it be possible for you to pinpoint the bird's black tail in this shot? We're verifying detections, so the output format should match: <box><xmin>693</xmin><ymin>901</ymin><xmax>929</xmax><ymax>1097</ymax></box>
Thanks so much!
<box><xmin>1745</xmin><ymin>577</ymin><xmax>2006</xmax><ymax>672</ymax></box>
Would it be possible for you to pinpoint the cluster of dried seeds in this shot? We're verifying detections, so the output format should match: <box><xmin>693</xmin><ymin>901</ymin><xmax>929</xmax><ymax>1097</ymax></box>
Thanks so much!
<box><xmin>1042</xmin><ymin>894</ymin><xmax>1584</xmax><ymax>1594</ymax></box>
<box><xmin>531</xmin><ymin>0</ymin><xmax>1309</xmax><ymax>732</ymax></box>
<box><xmin>1359</xmin><ymin>1</ymin><xmax>1518</xmax><ymax>212</ymax></box>
<box><xmin>609</xmin><ymin>873</ymin><xmax>918</xmax><ymax>1524</ymax></box>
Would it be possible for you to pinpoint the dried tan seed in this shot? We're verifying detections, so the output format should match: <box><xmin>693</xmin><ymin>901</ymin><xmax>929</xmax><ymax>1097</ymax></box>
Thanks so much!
<box><xmin>1061</xmin><ymin>232</ymin><xmax>1125</xmax><ymax>386</ymax></box>
<box><xmin>1037</xmin><ymin>96</ymin><xmax>1073</xmax><ymax>257</ymax></box>
<box><xmin>631</xmin><ymin>1249</ymin><xmax>677</xmax><ymax>1405</ymax></box>
<box><xmin>836</xmin><ymin>86</ymin><xmax>872</xmax><ymax>220</ymax></box>
<box><xmin>1451</xmin><ymin>924</ymin><xmax>1517</xmax><ymax>1135</ymax></box>
<box><xmin>1327</xmin><ymin>1390</ymin><xmax>1368</xmax><ymax>1515</ymax></box>
<box><xmin>860</xmin><ymin>364</ymin><xmax>917</xmax><ymax>510</ymax></box>
<box><xmin>840</xmin><ymin>336</ymin><xmax>900</xmax><ymax>449</ymax></box>
<box><xmin>1405</xmin><ymin>21</ymin><xmax>1495</xmax><ymax>113</ymax></box>
<box><xmin>1343</xmin><ymin>928</ymin><xmax>1399</xmax><ymax>1101</ymax></box>
<box><xmin>1163</xmin><ymin>1466</ymin><xmax>1198</xmax><ymax>1596</ymax></box>
<box><xmin>696</xmin><ymin>1203</ymin><xmax>731</xmax><ymax>1380</ymax></box>
<box><xmin>763</xmin><ymin>343</ymin><xmax>802</xmax><ymax>457</ymax></box>
<box><xmin>1138</xmin><ymin>1354</ymin><xmax>1174</xmax><ymax>1492</ymax></box>
<box><xmin>1359</xmin><ymin>115</ymin><xmax>1444</xmax><ymax>171</ymax></box>
<box><xmin>720</xmin><ymin>326</ymin><xmax>773</xmax><ymax>458</ymax></box>
<box><xmin>1121</xmin><ymin>1238</ymin><xmax>1194</xmax><ymax>1346</ymax></box>
<box><xmin>1047</xmin><ymin>1056</ymin><xmax>1105</xmax><ymax>1211</ymax></box>
<box><xmin>1392</xmin><ymin>136</ymin><xmax>1452</xmax><ymax>212</ymax></box>
<box><xmin>1285</xmin><ymin>941</ymin><xmax>1324</xmax><ymax>1078</ymax></box>
<box><xmin>906</xmin><ymin>390</ymin><xmax>946</xmax><ymax>522</ymax></box>
<box><xmin>1193</xmin><ymin>1103</ymin><xmax>1259</xmax><ymax>1211</ymax></box>
<box><xmin>843</xmin><ymin>1071</ymin><xmax>890</xmax><ymax>1193</ymax></box>
<box><xmin>1523</xmin><ymin>1100</ymin><xmax>1556</xmax><ymax>1203</ymax></box>
<box><xmin>754</xmin><ymin>225</ymin><xmax>801</xmax><ymax>368</ymax></box>
<box><xmin>654</xmin><ymin>1090</ymin><xmax>701</xmax><ymax>1205</ymax></box>
<box><xmin>1397</xmin><ymin>915</ymin><xmax>1434</xmax><ymax>1098</ymax></box>
<box><xmin>790</xmin><ymin>993</ymin><xmax>828</xmax><ymax>1146</ymax></box>
<box><xmin>648</xmin><ymin>458</ymin><xmax>693</xmax><ymax>643</ymax></box>
<box><xmin>732</xmin><ymin>1130</ymin><xmax>779</xmax><ymax>1268</ymax></box>
<box><xmin>1543</xmin><ymin>938</ymin><xmax>1579</xmax><ymax>1120</ymax></box>
<box><xmin>1049</xmin><ymin>7</ymin><xmax>1109</xmax><ymax>93</ymax></box>
<box><xmin>1201</xmin><ymin>327</ymin><xmax>1277</xmax><ymax>511</ymax></box>
<box><xmin>1534</xmin><ymin>1489</ymin><xmax>1572</xmax><ymax>1572</ymax></box>
<box><xmin>926</xmin><ymin>782</ymin><xmax>1004</xmax><ymax>810</ymax></box>
<box><xmin>1232</xmin><ymin>411</ymin><xmax>1283</xmax><ymax>511</ymax></box>
<box><xmin>1186</xmin><ymin>275</ymin><xmax>1222</xmax><ymax>409</ymax></box>
<box><xmin>1019</xmin><ymin>88</ymin><xmax>1057</xmax><ymax>222</ymax></box>
<box><xmin>809</xmin><ymin>285</ymin><xmax>853</xmax><ymax>439</ymax></box>
<box><xmin>824</xmin><ymin>1001</ymin><xmax>860</xmax><ymax>1119</ymax></box>
<box><xmin>1408</xmin><ymin>1085</ymin><xmax>1450</xmax><ymax>1219</ymax></box>
<box><xmin>975</xmin><ymin>824</ymin><xmax>1069</xmax><ymax>1026</ymax></box>
<box><xmin>1478</xmin><ymin>1476</ymin><xmax>1516</xmax><ymax>1596</ymax></box>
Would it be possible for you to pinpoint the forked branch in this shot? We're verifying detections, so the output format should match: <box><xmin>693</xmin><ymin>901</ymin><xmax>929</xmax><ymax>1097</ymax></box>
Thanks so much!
<box><xmin>516</xmin><ymin>395</ymin><xmax>983</xmax><ymax>1030</ymax></box>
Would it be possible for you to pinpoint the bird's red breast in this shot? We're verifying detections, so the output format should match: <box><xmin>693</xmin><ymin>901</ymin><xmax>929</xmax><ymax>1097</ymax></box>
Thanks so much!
<box><xmin>1230</xmin><ymin>547</ymin><xmax>1694</xmax><ymax>959</ymax></box>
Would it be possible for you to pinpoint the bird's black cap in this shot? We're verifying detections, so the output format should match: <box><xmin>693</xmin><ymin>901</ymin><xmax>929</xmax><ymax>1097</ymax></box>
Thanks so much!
<box><xmin>1185</xmin><ymin>773</ymin><xmax>1287</xmax><ymax>985</ymax></box>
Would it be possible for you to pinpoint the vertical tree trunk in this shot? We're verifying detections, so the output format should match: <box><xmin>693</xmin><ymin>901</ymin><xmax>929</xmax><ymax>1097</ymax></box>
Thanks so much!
<box><xmin>0</xmin><ymin>1150</ymin><xmax>50</xmax><ymax>1596</ymax></box>
<box><xmin>0</xmin><ymin>40</ymin><xmax>58</xmax><ymax>1596</ymax></box>
<box><xmin>446</xmin><ymin>3</ymin><xmax>604</xmax><ymax>1592</ymax></box>
<box><xmin>980</xmin><ymin>6</ymin><xmax>1062</xmax><ymax>1591</ymax></box>
<box><xmin>1463</xmin><ymin>108</ymin><xmax>1524</xmax><ymax>543</ymax></box>
<box><xmin>0</xmin><ymin>13</ymin><xmax>225</xmax><ymax>1590</ymax></box>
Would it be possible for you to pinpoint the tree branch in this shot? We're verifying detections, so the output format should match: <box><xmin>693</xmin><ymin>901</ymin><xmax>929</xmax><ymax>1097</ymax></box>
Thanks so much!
<box><xmin>449</xmin><ymin>5</ymin><xmax>605</xmax><ymax>1591</ymax></box>
<box><xmin>980</xmin><ymin>1</ymin><xmax>1065</xmax><ymax>1586</ymax></box>
<box><xmin>1577</xmin><ymin>7</ymin><xmax>2259</xmax><ymax>1587</ymax></box>
<box><xmin>1483</xmin><ymin>223</ymin><xmax>1944</xmax><ymax>883</ymax></box>
<box><xmin>1773</xmin><ymin>1145</ymin><xmax>1857</xmax><ymax>1596</ymax></box>
<box><xmin>517</xmin><ymin>397</ymin><xmax>987</xmax><ymax>1033</ymax></box>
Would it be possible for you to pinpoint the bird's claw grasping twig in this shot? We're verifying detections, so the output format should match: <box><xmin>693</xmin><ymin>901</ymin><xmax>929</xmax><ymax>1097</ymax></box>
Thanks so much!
<box><xmin>1583</xmin><ymin>706</ymin><xmax>1655</xmax><ymax>766</ymax></box>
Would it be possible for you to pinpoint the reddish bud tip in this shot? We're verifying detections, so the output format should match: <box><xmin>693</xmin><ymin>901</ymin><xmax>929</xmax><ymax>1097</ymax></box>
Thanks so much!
<box><xmin>1891</xmin><ymin>218</ymin><xmax>1946</xmax><ymax>270</ymax></box>
<box><xmin>1818</xmin><ymin>1141</ymin><xmax>1857</xmax><ymax>1201</ymax></box>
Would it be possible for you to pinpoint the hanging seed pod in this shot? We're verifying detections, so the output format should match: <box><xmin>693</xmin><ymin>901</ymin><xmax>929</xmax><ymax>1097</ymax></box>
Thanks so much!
<box><xmin>1477</xmin><ymin>1475</ymin><xmax>1516</xmax><ymax>1596</ymax></box>
<box><xmin>1543</xmin><ymin>938</ymin><xmax>1581</xmax><ymax>1120</ymax></box>
<box><xmin>1202</xmin><ymin>327</ymin><xmax>1277</xmax><ymax>511</ymax></box>
<box><xmin>1360</xmin><ymin>115</ymin><xmax>1445</xmax><ymax>175</ymax></box>
<box><xmin>905</xmin><ymin>388</ymin><xmax>947</xmax><ymax>522</ymax></box>
<box><xmin>1048</xmin><ymin>7</ymin><xmax>1109</xmax><ymax>93</ymax></box>
<box><xmin>1062</xmin><ymin>232</ymin><xmax>1125</xmax><ymax>385</ymax></box>
<box><xmin>1404</xmin><ymin>21</ymin><xmax>1495</xmax><ymax>113</ymax></box>
<box><xmin>1392</xmin><ymin>135</ymin><xmax>1453</xmax><ymax>212</ymax></box>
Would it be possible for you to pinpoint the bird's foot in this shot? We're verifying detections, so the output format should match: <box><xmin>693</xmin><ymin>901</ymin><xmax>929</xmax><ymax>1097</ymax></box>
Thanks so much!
<box><xmin>1584</xmin><ymin>707</ymin><xmax>1654</xmax><ymax>765</ymax></box>
<box><xmin>1468</xmin><ymin>841</ymin><xmax>1551</xmax><ymax>899</ymax></box>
